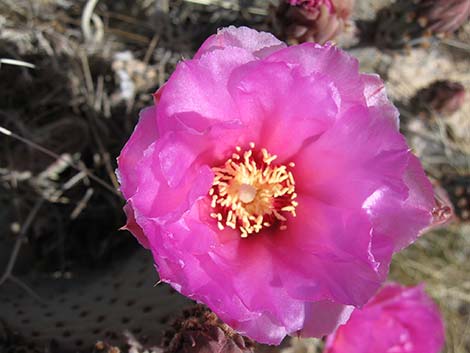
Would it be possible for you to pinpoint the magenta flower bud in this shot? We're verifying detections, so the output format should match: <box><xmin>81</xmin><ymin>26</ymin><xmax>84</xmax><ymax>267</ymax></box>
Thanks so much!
<box><xmin>325</xmin><ymin>283</ymin><xmax>445</xmax><ymax>353</ymax></box>
<box><xmin>117</xmin><ymin>27</ymin><xmax>436</xmax><ymax>345</ymax></box>
<box><xmin>411</xmin><ymin>80</ymin><xmax>466</xmax><ymax>117</ymax></box>
<box><xmin>163</xmin><ymin>306</ymin><xmax>254</xmax><ymax>353</ymax></box>
<box><xmin>274</xmin><ymin>0</ymin><xmax>355</xmax><ymax>44</ymax></box>
<box><xmin>375</xmin><ymin>0</ymin><xmax>470</xmax><ymax>48</ymax></box>
<box><xmin>419</xmin><ymin>0</ymin><xmax>470</xmax><ymax>34</ymax></box>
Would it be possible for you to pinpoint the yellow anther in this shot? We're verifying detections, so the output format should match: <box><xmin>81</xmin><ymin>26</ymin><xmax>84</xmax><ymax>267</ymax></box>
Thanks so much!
<box><xmin>209</xmin><ymin>144</ymin><xmax>297</xmax><ymax>237</ymax></box>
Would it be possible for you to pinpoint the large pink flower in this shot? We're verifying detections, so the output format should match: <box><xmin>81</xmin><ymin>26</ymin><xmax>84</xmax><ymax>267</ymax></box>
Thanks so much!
<box><xmin>116</xmin><ymin>27</ymin><xmax>436</xmax><ymax>344</ymax></box>
<box><xmin>325</xmin><ymin>283</ymin><xmax>445</xmax><ymax>353</ymax></box>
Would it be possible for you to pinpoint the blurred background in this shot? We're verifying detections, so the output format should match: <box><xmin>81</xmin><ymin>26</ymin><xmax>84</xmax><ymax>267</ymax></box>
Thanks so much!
<box><xmin>0</xmin><ymin>0</ymin><xmax>469</xmax><ymax>352</ymax></box>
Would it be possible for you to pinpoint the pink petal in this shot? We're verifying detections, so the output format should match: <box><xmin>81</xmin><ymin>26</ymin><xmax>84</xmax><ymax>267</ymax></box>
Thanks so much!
<box><xmin>265</xmin><ymin>43</ymin><xmax>365</xmax><ymax>113</ymax></box>
<box><xmin>362</xmin><ymin>73</ymin><xmax>400</xmax><ymax>129</ymax></box>
<box><xmin>207</xmin><ymin>234</ymin><xmax>305</xmax><ymax>336</ymax></box>
<box><xmin>233</xmin><ymin>314</ymin><xmax>289</xmax><ymax>345</ymax></box>
<box><xmin>141</xmin><ymin>207</ymin><xmax>295</xmax><ymax>345</ymax></box>
<box><xmin>294</xmin><ymin>105</ymin><xmax>409</xmax><ymax>210</ymax></box>
<box><xmin>121</xmin><ymin>202</ymin><xmax>149</xmax><ymax>249</ymax></box>
<box><xmin>156</xmin><ymin>46</ymin><xmax>255</xmax><ymax>135</ymax></box>
<box><xmin>270</xmin><ymin>195</ymin><xmax>383</xmax><ymax>306</ymax></box>
<box><xmin>130</xmin><ymin>131</ymin><xmax>214</xmax><ymax>224</ymax></box>
<box><xmin>300</xmin><ymin>301</ymin><xmax>354</xmax><ymax>338</ymax></box>
<box><xmin>194</xmin><ymin>26</ymin><xmax>286</xmax><ymax>60</ymax></box>
<box><xmin>228</xmin><ymin>60</ymin><xmax>338</xmax><ymax>161</ymax></box>
<box><xmin>117</xmin><ymin>107</ymin><xmax>158</xmax><ymax>199</ymax></box>
<box><xmin>403</xmin><ymin>155</ymin><xmax>435</xmax><ymax>212</ymax></box>
<box><xmin>364</xmin><ymin>155</ymin><xmax>435</xmax><ymax>252</ymax></box>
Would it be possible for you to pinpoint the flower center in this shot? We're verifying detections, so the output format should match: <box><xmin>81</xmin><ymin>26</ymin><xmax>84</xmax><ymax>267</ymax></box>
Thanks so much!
<box><xmin>209</xmin><ymin>142</ymin><xmax>298</xmax><ymax>238</ymax></box>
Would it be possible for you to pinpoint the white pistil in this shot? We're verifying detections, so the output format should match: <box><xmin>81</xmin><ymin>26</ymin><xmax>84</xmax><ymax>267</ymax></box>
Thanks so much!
<box><xmin>239</xmin><ymin>183</ymin><xmax>257</xmax><ymax>203</ymax></box>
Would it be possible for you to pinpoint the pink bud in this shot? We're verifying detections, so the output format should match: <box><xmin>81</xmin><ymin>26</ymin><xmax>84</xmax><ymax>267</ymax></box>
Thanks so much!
<box><xmin>412</xmin><ymin>80</ymin><xmax>466</xmax><ymax>117</ymax></box>
<box><xmin>275</xmin><ymin>0</ymin><xmax>355</xmax><ymax>44</ymax></box>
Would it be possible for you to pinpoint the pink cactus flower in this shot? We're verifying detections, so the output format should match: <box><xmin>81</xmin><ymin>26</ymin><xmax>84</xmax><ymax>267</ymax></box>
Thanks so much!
<box><xmin>276</xmin><ymin>0</ymin><xmax>355</xmax><ymax>44</ymax></box>
<box><xmin>116</xmin><ymin>27</ymin><xmax>436</xmax><ymax>345</ymax></box>
<box><xmin>325</xmin><ymin>283</ymin><xmax>445</xmax><ymax>353</ymax></box>
<box><xmin>288</xmin><ymin>0</ymin><xmax>335</xmax><ymax>12</ymax></box>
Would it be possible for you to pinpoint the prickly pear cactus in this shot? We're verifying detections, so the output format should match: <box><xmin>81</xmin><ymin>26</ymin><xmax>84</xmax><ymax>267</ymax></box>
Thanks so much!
<box><xmin>0</xmin><ymin>249</ymin><xmax>191</xmax><ymax>352</ymax></box>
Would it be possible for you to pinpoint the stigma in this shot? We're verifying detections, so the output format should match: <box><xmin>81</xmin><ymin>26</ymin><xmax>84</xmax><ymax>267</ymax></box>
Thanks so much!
<box><xmin>209</xmin><ymin>142</ymin><xmax>298</xmax><ymax>238</ymax></box>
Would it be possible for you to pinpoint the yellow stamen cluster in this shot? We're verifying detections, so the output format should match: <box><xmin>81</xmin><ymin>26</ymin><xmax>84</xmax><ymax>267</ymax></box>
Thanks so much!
<box><xmin>209</xmin><ymin>142</ymin><xmax>298</xmax><ymax>238</ymax></box>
